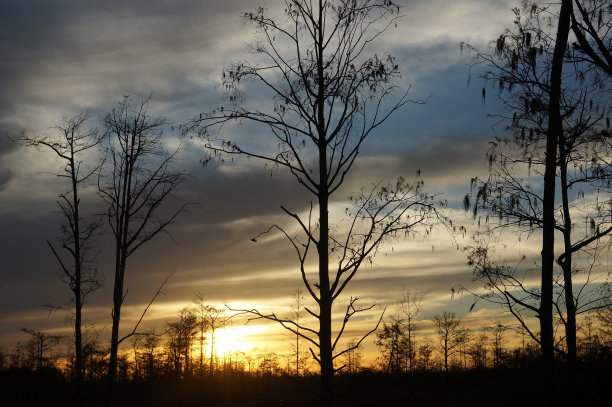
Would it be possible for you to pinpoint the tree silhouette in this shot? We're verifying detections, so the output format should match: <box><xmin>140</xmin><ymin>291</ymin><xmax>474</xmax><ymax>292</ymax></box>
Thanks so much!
<box><xmin>462</xmin><ymin>0</ymin><xmax>611</xmax><ymax>377</ymax></box>
<box><xmin>288</xmin><ymin>288</ymin><xmax>307</xmax><ymax>378</ymax></box>
<box><xmin>17</xmin><ymin>114</ymin><xmax>103</xmax><ymax>406</ymax></box>
<box><xmin>431</xmin><ymin>312</ymin><xmax>469</xmax><ymax>375</ymax></box>
<box><xmin>375</xmin><ymin>318</ymin><xmax>409</xmax><ymax>373</ymax></box>
<box><xmin>192</xmin><ymin>293</ymin><xmax>209</xmax><ymax>377</ymax></box>
<box><xmin>205</xmin><ymin>306</ymin><xmax>225</xmax><ymax>376</ymax></box>
<box><xmin>99</xmin><ymin>96</ymin><xmax>186</xmax><ymax>404</ymax></box>
<box><xmin>166</xmin><ymin>307</ymin><xmax>198</xmax><ymax>378</ymax></box>
<box><xmin>571</xmin><ymin>0</ymin><xmax>612</xmax><ymax>77</ymax></box>
<box><xmin>395</xmin><ymin>289</ymin><xmax>422</xmax><ymax>370</ymax></box>
<box><xmin>20</xmin><ymin>328</ymin><xmax>63</xmax><ymax>371</ymax></box>
<box><xmin>190</xmin><ymin>2</ymin><xmax>444</xmax><ymax>404</ymax></box>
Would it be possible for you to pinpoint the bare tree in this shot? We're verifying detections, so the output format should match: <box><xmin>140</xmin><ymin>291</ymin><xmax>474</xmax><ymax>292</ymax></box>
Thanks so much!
<box><xmin>99</xmin><ymin>96</ymin><xmax>186</xmax><ymax>403</ymax></box>
<box><xmin>205</xmin><ymin>306</ymin><xmax>225</xmax><ymax>376</ymax></box>
<box><xmin>289</xmin><ymin>288</ymin><xmax>306</xmax><ymax>378</ymax></box>
<box><xmin>396</xmin><ymin>289</ymin><xmax>422</xmax><ymax>370</ymax></box>
<box><xmin>192</xmin><ymin>293</ymin><xmax>209</xmax><ymax>377</ymax></box>
<box><xmin>17</xmin><ymin>114</ymin><xmax>103</xmax><ymax>406</ymax></box>
<box><xmin>191</xmin><ymin>2</ymin><xmax>443</xmax><ymax>404</ymax></box>
<box><xmin>431</xmin><ymin>312</ymin><xmax>469</xmax><ymax>374</ymax></box>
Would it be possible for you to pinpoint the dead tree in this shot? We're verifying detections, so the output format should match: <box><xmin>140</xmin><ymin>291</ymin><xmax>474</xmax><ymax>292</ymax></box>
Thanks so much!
<box><xmin>18</xmin><ymin>114</ymin><xmax>103</xmax><ymax>406</ymax></box>
<box><xmin>189</xmin><ymin>2</ymin><xmax>445</xmax><ymax>405</ymax></box>
<box><xmin>99</xmin><ymin>96</ymin><xmax>186</xmax><ymax>404</ymax></box>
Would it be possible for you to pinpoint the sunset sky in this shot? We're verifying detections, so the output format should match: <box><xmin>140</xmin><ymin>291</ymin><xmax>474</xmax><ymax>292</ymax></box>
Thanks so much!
<box><xmin>0</xmin><ymin>0</ymin><xmax>543</xmax><ymax>363</ymax></box>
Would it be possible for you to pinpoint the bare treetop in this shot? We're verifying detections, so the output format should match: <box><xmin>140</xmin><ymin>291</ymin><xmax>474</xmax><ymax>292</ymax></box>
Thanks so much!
<box><xmin>192</xmin><ymin>0</ymin><xmax>413</xmax><ymax>196</ymax></box>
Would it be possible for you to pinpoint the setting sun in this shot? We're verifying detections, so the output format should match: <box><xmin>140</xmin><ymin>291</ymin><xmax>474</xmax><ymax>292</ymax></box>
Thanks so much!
<box><xmin>212</xmin><ymin>325</ymin><xmax>260</xmax><ymax>356</ymax></box>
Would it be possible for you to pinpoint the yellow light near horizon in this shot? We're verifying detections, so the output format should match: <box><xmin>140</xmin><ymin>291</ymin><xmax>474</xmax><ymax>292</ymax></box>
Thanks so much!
<box><xmin>213</xmin><ymin>325</ymin><xmax>261</xmax><ymax>356</ymax></box>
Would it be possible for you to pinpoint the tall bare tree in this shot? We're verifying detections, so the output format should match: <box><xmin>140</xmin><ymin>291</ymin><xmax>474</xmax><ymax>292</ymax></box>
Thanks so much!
<box><xmin>99</xmin><ymin>96</ymin><xmax>186</xmax><ymax>404</ymax></box>
<box><xmin>18</xmin><ymin>114</ymin><xmax>103</xmax><ymax>406</ymax></box>
<box><xmin>191</xmin><ymin>2</ymin><xmax>443</xmax><ymax>404</ymax></box>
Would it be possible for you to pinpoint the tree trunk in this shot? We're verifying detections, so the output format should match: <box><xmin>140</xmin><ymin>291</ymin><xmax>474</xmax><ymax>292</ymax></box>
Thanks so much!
<box><xmin>70</xmin><ymin>157</ymin><xmax>85</xmax><ymax>407</ymax></box>
<box><xmin>316</xmin><ymin>2</ymin><xmax>333</xmax><ymax>405</ymax></box>
<box><xmin>559</xmin><ymin>138</ymin><xmax>577</xmax><ymax>376</ymax></box>
<box><xmin>541</xmin><ymin>0</ymin><xmax>571</xmax><ymax>400</ymax></box>
<box><xmin>210</xmin><ymin>329</ymin><xmax>215</xmax><ymax>376</ymax></box>
<box><xmin>318</xmin><ymin>174</ymin><xmax>333</xmax><ymax>407</ymax></box>
<box><xmin>107</xmin><ymin>266</ymin><xmax>124</xmax><ymax>406</ymax></box>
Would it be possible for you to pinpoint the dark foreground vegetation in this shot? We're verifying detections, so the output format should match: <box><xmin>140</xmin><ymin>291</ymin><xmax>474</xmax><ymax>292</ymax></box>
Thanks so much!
<box><xmin>2</xmin><ymin>363</ymin><xmax>610</xmax><ymax>407</ymax></box>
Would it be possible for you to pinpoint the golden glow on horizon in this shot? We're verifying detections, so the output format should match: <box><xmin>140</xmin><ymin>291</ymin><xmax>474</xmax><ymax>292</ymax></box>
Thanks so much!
<box><xmin>212</xmin><ymin>325</ymin><xmax>264</xmax><ymax>356</ymax></box>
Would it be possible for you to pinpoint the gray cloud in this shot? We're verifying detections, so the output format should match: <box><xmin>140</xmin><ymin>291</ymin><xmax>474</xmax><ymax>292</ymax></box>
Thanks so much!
<box><xmin>0</xmin><ymin>167</ymin><xmax>11</xmax><ymax>192</ymax></box>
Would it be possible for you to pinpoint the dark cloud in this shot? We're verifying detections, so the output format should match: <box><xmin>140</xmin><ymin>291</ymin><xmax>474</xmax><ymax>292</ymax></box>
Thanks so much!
<box><xmin>0</xmin><ymin>0</ymin><xmax>253</xmax><ymax>130</ymax></box>
<box><xmin>0</xmin><ymin>167</ymin><xmax>12</xmax><ymax>192</ymax></box>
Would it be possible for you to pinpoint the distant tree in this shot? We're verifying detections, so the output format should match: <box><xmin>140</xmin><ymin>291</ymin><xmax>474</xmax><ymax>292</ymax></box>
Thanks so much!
<box><xmin>489</xmin><ymin>323</ymin><xmax>507</xmax><ymax>368</ymax></box>
<box><xmin>192</xmin><ymin>2</ymin><xmax>444</xmax><ymax>404</ymax></box>
<box><xmin>166</xmin><ymin>307</ymin><xmax>198</xmax><ymax>378</ymax></box>
<box><xmin>82</xmin><ymin>339</ymin><xmax>108</xmax><ymax>381</ymax></box>
<box><xmin>288</xmin><ymin>288</ymin><xmax>308</xmax><ymax>378</ymax></box>
<box><xmin>257</xmin><ymin>350</ymin><xmax>279</xmax><ymax>376</ymax></box>
<box><xmin>20</xmin><ymin>328</ymin><xmax>63</xmax><ymax>370</ymax></box>
<box><xmin>17</xmin><ymin>114</ymin><xmax>103</xmax><ymax>406</ymax></box>
<box><xmin>341</xmin><ymin>339</ymin><xmax>362</xmax><ymax>374</ymax></box>
<box><xmin>595</xmin><ymin>306</ymin><xmax>612</xmax><ymax>338</ymax></box>
<box><xmin>417</xmin><ymin>340</ymin><xmax>434</xmax><ymax>371</ymax></box>
<box><xmin>205</xmin><ymin>306</ymin><xmax>225</xmax><ymax>375</ymax></box>
<box><xmin>0</xmin><ymin>346</ymin><xmax>7</xmax><ymax>370</ymax></box>
<box><xmin>469</xmin><ymin>331</ymin><xmax>489</xmax><ymax>369</ymax></box>
<box><xmin>375</xmin><ymin>318</ymin><xmax>409</xmax><ymax>373</ymax></box>
<box><xmin>192</xmin><ymin>293</ymin><xmax>209</xmax><ymax>377</ymax></box>
<box><xmin>133</xmin><ymin>330</ymin><xmax>160</xmax><ymax>380</ymax></box>
<box><xmin>395</xmin><ymin>289</ymin><xmax>422</xmax><ymax>370</ymax></box>
<box><xmin>99</xmin><ymin>96</ymin><xmax>186</xmax><ymax>402</ymax></box>
<box><xmin>431</xmin><ymin>312</ymin><xmax>469</xmax><ymax>374</ymax></box>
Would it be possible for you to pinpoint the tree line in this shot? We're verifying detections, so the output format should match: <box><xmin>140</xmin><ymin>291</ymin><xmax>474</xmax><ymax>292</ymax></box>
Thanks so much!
<box><xmin>3</xmin><ymin>291</ymin><xmax>611</xmax><ymax>380</ymax></box>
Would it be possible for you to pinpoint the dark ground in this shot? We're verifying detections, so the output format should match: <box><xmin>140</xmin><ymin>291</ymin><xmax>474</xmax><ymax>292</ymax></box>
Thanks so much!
<box><xmin>1</xmin><ymin>365</ymin><xmax>609</xmax><ymax>407</ymax></box>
